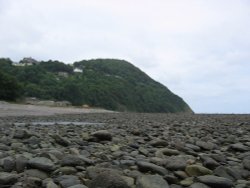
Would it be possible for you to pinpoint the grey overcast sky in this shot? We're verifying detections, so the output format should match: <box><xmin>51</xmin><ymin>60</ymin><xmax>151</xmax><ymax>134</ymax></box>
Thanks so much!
<box><xmin>0</xmin><ymin>0</ymin><xmax>250</xmax><ymax>113</ymax></box>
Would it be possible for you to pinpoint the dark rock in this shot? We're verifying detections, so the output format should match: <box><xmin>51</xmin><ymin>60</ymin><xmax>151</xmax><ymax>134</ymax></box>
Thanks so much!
<box><xmin>150</xmin><ymin>139</ymin><xmax>168</xmax><ymax>147</ymax></box>
<box><xmin>2</xmin><ymin>156</ymin><xmax>15</xmax><ymax>172</ymax></box>
<box><xmin>137</xmin><ymin>161</ymin><xmax>168</xmax><ymax>175</ymax></box>
<box><xmin>89</xmin><ymin>171</ymin><xmax>130</xmax><ymax>188</ymax></box>
<box><xmin>196</xmin><ymin>175</ymin><xmax>233</xmax><ymax>188</ymax></box>
<box><xmin>200</xmin><ymin>155</ymin><xmax>220</xmax><ymax>169</ymax></box>
<box><xmin>61</xmin><ymin>155</ymin><xmax>93</xmax><ymax>166</ymax></box>
<box><xmin>164</xmin><ymin>174</ymin><xmax>179</xmax><ymax>184</ymax></box>
<box><xmin>24</xmin><ymin>177</ymin><xmax>42</xmax><ymax>188</ymax></box>
<box><xmin>91</xmin><ymin>130</ymin><xmax>112</xmax><ymax>141</ymax></box>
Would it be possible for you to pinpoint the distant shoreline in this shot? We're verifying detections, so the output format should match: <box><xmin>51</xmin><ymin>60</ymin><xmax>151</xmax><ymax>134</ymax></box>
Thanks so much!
<box><xmin>0</xmin><ymin>102</ymin><xmax>113</xmax><ymax>117</ymax></box>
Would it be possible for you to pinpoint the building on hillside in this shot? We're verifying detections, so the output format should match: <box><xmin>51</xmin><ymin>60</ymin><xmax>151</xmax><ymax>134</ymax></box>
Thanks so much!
<box><xmin>19</xmin><ymin>57</ymin><xmax>40</xmax><ymax>66</ymax></box>
<box><xmin>73</xmin><ymin>68</ymin><xmax>83</xmax><ymax>73</ymax></box>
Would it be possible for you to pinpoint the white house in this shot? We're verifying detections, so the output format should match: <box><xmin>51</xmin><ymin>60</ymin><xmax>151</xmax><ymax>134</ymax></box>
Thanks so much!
<box><xmin>73</xmin><ymin>68</ymin><xmax>83</xmax><ymax>73</ymax></box>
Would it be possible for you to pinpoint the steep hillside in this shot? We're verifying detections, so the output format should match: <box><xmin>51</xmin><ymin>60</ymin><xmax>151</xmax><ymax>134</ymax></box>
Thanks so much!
<box><xmin>0</xmin><ymin>58</ymin><xmax>193</xmax><ymax>113</ymax></box>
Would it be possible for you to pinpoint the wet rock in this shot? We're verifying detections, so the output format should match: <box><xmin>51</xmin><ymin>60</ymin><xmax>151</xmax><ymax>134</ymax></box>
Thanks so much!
<box><xmin>137</xmin><ymin>161</ymin><xmax>168</xmax><ymax>175</ymax></box>
<box><xmin>136</xmin><ymin>174</ymin><xmax>169</xmax><ymax>188</ymax></box>
<box><xmin>185</xmin><ymin>165</ymin><xmax>213</xmax><ymax>176</ymax></box>
<box><xmin>28</xmin><ymin>157</ymin><xmax>55</xmax><ymax>171</ymax></box>
<box><xmin>196</xmin><ymin>175</ymin><xmax>233</xmax><ymax>188</ymax></box>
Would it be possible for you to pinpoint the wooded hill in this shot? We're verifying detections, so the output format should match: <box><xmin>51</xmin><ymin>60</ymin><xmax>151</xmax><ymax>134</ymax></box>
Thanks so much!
<box><xmin>0</xmin><ymin>58</ymin><xmax>192</xmax><ymax>113</ymax></box>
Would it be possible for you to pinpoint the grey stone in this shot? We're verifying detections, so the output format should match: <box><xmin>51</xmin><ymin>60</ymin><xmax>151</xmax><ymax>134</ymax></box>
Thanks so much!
<box><xmin>185</xmin><ymin>165</ymin><xmax>213</xmax><ymax>176</ymax></box>
<box><xmin>56</xmin><ymin>175</ymin><xmax>82</xmax><ymax>188</ymax></box>
<box><xmin>214</xmin><ymin>166</ymin><xmax>242</xmax><ymax>181</ymax></box>
<box><xmin>0</xmin><ymin>172</ymin><xmax>18</xmax><ymax>185</ymax></box>
<box><xmin>137</xmin><ymin>161</ymin><xmax>168</xmax><ymax>175</ymax></box>
<box><xmin>2</xmin><ymin>156</ymin><xmax>15</xmax><ymax>172</ymax></box>
<box><xmin>28</xmin><ymin>157</ymin><xmax>55</xmax><ymax>171</ymax></box>
<box><xmin>243</xmin><ymin>157</ymin><xmax>250</xmax><ymax>170</ymax></box>
<box><xmin>46</xmin><ymin>180</ymin><xmax>60</xmax><ymax>188</ymax></box>
<box><xmin>196</xmin><ymin>175</ymin><xmax>233</xmax><ymax>188</ymax></box>
<box><xmin>16</xmin><ymin>155</ymin><xmax>28</xmax><ymax>173</ymax></box>
<box><xmin>86</xmin><ymin>167</ymin><xmax>122</xmax><ymax>179</ymax></box>
<box><xmin>61</xmin><ymin>155</ymin><xmax>93</xmax><ymax>166</ymax></box>
<box><xmin>25</xmin><ymin>169</ymin><xmax>49</xmax><ymax>180</ymax></box>
<box><xmin>136</xmin><ymin>174</ymin><xmax>169</xmax><ymax>188</ymax></box>
<box><xmin>185</xmin><ymin>144</ymin><xmax>201</xmax><ymax>151</ymax></box>
<box><xmin>150</xmin><ymin>139</ymin><xmax>168</xmax><ymax>147</ymax></box>
<box><xmin>231</xmin><ymin>143</ymin><xmax>249</xmax><ymax>152</ymax></box>
<box><xmin>13</xmin><ymin>129</ymin><xmax>31</xmax><ymax>139</ymax></box>
<box><xmin>165</xmin><ymin>155</ymin><xmax>195</xmax><ymax>170</ymax></box>
<box><xmin>89</xmin><ymin>171</ymin><xmax>129</xmax><ymax>188</ymax></box>
<box><xmin>51</xmin><ymin>134</ymin><xmax>71</xmax><ymax>146</ymax></box>
<box><xmin>155</xmin><ymin>148</ymin><xmax>180</xmax><ymax>158</ymax></box>
<box><xmin>195</xmin><ymin>141</ymin><xmax>215</xmax><ymax>150</ymax></box>
<box><xmin>200</xmin><ymin>155</ymin><xmax>220</xmax><ymax>169</ymax></box>
<box><xmin>68</xmin><ymin>185</ymin><xmax>88</xmax><ymax>188</ymax></box>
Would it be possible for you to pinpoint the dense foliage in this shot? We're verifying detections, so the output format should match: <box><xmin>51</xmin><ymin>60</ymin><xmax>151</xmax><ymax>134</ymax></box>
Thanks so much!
<box><xmin>0</xmin><ymin>58</ymin><xmax>192</xmax><ymax>113</ymax></box>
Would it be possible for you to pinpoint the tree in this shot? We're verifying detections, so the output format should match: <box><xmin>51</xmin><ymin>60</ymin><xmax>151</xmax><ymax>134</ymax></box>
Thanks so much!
<box><xmin>0</xmin><ymin>71</ymin><xmax>22</xmax><ymax>101</ymax></box>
